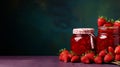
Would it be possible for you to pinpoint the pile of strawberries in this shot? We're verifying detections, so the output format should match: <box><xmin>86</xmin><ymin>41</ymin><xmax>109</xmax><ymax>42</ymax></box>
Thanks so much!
<box><xmin>97</xmin><ymin>16</ymin><xmax>120</xmax><ymax>27</ymax></box>
<box><xmin>59</xmin><ymin>16</ymin><xmax>120</xmax><ymax>64</ymax></box>
<box><xmin>59</xmin><ymin>45</ymin><xmax>120</xmax><ymax>64</ymax></box>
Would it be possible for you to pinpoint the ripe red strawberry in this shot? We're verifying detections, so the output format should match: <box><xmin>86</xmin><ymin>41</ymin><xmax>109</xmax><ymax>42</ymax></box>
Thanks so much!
<box><xmin>94</xmin><ymin>56</ymin><xmax>102</xmax><ymax>64</ymax></box>
<box><xmin>108</xmin><ymin>46</ymin><xmax>114</xmax><ymax>55</ymax></box>
<box><xmin>81</xmin><ymin>56</ymin><xmax>90</xmax><ymax>64</ymax></box>
<box><xmin>85</xmin><ymin>52</ymin><xmax>95</xmax><ymax>61</ymax></box>
<box><xmin>62</xmin><ymin>54</ymin><xmax>70</xmax><ymax>63</ymax></box>
<box><xmin>71</xmin><ymin>55</ymin><xmax>80</xmax><ymax>62</ymax></box>
<box><xmin>115</xmin><ymin>45</ymin><xmax>120</xmax><ymax>54</ymax></box>
<box><xmin>114</xmin><ymin>20</ymin><xmax>120</xmax><ymax>27</ymax></box>
<box><xmin>103</xmin><ymin>22</ymin><xmax>113</xmax><ymax>27</ymax></box>
<box><xmin>59</xmin><ymin>48</ymin><xmax>70</xmax><ymax>62</ymax></box>
<box><xmin>99</xmin><ymin>49</ymin><xmax>107</xmax><ymax>57</ymax></box>
<box><xmin>115</xmin><ymin>54</ymin><xmax>120</xmax><ymax>61</ymax></box>
<box><xmin>104</xmin><ymin>53</ymin><xmax>114</xmax><ymax>63</ymax></box>
<box><xmin>59</xmin><ymin>49</ymin><xmax>69</xmax><ymax>56</ymax></box>
<box><xmin>97</xmin><ymin>16</ymin><xmax>106</xmax><ymax>27</ymax></box>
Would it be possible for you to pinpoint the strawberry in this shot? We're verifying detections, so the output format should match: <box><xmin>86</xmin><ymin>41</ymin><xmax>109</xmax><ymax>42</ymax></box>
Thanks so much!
<box><xmin>59</xmin><ymin>48</ymin><xmax>69</xmax><ymax>56</ymax></box>
<box><xmin>108</xmin><ymin>46</ymin><xmax>114</xmax><ymax>55</ymax></box>
<box><xmin>62</xmin><ymin>54</ymin><xmax>70</xmax><ymax>63</ymax></box>
<box><xmin>99</xmin><ymin>49</ymin><xmax>107</xmax><ymax>57</ymax></box>
<box><xmin>114</xmin><ymin>20</ymin><xmax>120</xmax><ymax>27</ymax></box>
<box><xmin>115</xmin><ymin>45</ymin><xmax>120</xmax><ymax>54</ymax></box>
<box><xmin>104</xmin><ymin>53</ymin><xmax>114</xmax><ymax>63</ymax></box>
<box><xmin>59</xmin><ymin>53</ymin><xmax>70</xmax><ymax>62</ymax></box>
<box><xmin>85</xmin><ymin>52</ymin><xmax>95</xmax><ymax>62</ymax></box>
<box><xmin>115</xmin><ymin>54</ymin><xmax>120</xmax><ymax>61</ymax></box>
<box><xmin>94</xmin><ymin>56</ymin><xmax>102</xmax><ymax>64</ymax></box>
<box><xmin>81</xmin><ymin>56</ymin><xmax>90</xmax><ymax>64</ymax></box>
<box><xmin>71</xmin><ymin>55</ymin><xmax>80</xmax><ymax>62</ymax></box>
<box><xmin>59</xmin><ymin>48</ymin><xmax>70</xmax><ymax>62</ymax></box>
<box><xmin>97</xmin><ymin>16</ymin><xmax>106</xmax><ymax>27</ymax></box>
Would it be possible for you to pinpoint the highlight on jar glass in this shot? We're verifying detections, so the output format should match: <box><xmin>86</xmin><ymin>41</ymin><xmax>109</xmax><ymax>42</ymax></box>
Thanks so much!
<box><xmin>71</xmin><ymin>28</ymin><xmax>96</xmax><ymax>55</ymax></box>
<box><xmin>96</xmin><ymin>26</ymin><xmax>120</xmax><ymax>53</ymax></box>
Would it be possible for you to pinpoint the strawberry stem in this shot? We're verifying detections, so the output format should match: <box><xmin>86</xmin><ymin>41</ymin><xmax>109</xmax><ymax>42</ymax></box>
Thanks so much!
<box><xmin>110</xmin><ymin>19</ymin><xmax>114</xmax><ymax>23</ymax></box>
<box><xmin>98</xmin><ymin>16</ymin><xmax>107</xmax><ymax>21</ymax></box>
<box><xmin>59</xmin><ymin>48</ymin><xmax>66</xmax><ymax>53</ymax></box>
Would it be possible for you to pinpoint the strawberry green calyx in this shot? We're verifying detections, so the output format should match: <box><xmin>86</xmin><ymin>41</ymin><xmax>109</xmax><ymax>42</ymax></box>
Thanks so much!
<box><xmin>98</xmin><ymin>16</ymin><xmax>104</xmax><ymax>18</ymax></box>
<box><xmin>59</xmin><ymin>48</ymin><xmax>66</xmax><ymax>53</ymax></box>
<box><xmin>81</xmin><ymin>53</ymin><xmax>85</xmax><ymax>57</ymax></box>
<box><xmin>107</xmin><ymin>19</ymin><xmax>114</xmax><ymax>23</ymax></box>
<box><xmin>69</xmin><ymin>50</ymin><xmax>73</xmax><ymax>54</ymax></box>
<box><xmin>98</xmin><ymin>16</ymin><xmax>107</xmax><ymax>20</ymax></box>
<box><xmin>69</xmin><ymin>50</ymin><xmax>77</xmax><ymax>56</ymax></box>
<box><xmin>110</xmin><ymin>19</ymin><xmax>114</xmax><ymax>23</ymax></box>
<box><xmin>59</xmin><ymin>48</ymin><xmax>69</xmax><ymax>55</ymax></box>
<box><xmin>94</xmin><ymin>54</ymin><xmax>98</xmax><ymax>58</ymax></box>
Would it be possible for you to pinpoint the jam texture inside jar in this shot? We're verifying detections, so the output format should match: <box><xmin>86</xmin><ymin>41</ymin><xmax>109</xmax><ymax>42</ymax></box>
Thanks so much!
<box><xmin>71</xmin><ymin>28</ymin><xmax>95</xmax><ymax>55</ymax></box>
<box><xmin>96</xmin><ymin>27</ymin><xmax>119</xmax><ymax>53</ymax></box>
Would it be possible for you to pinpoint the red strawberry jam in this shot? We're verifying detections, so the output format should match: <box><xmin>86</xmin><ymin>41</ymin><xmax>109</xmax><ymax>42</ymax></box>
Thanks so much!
<box><xmin>71</xmin><ymin>28</ymin><xmax>95</xmax><ymax>55</ymax></box>
<box><xmin>96</xmin><ymin>26</ymin><xmax>119</xmax><ymax>53</ymax></box>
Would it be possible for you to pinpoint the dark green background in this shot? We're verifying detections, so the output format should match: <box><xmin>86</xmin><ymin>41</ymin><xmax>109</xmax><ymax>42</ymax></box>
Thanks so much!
<box><xmin>1</xmin><ymin>0</ymin><xmax>120</xmax><ymax>55</ymax></box>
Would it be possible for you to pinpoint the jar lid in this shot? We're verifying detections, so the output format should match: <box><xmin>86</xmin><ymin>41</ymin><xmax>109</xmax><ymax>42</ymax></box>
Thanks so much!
<box><xmin>73</xmin><ymin>28</ymin><xmax>94</xmax><ymax>34</ymax></box>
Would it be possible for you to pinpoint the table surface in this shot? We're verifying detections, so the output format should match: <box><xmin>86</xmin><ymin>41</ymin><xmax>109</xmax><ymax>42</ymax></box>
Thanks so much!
<box><xmin>0</xmin><ymin>56</ymin><xmax>119</xmax><ymax>67</ymax></box>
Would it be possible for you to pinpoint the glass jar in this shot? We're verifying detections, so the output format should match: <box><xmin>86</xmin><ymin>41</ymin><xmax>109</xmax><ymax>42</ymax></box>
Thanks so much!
<box><xmin>71</xmin><ymin>28</ymin><xmax>95</xmax><ymax>55</ymax></box>
<box><xmin>96</xmin><ymin>27</ymin><xmax>119</xmax><ymax>53</ymax></box>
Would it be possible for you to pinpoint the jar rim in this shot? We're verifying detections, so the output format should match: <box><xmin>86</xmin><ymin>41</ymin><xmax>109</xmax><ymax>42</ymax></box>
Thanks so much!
<box><xmin>73</xmin><ymin>28</ymin><xmax>94</xmax><ymax>30</ymax></box>
<box><xmin>73</xmin><ymin>28</ymin><xmax>94</xmax><ymax>34</ymax></box>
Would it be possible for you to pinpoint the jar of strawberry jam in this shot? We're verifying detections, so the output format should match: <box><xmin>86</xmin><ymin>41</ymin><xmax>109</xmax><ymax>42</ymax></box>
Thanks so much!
<box><xmin>71</xmin><ymin>28</ymin><xmax>95</xmax><ymax>55</ymax></box>
<box><xmin>96</xmin><ymin>26</ymin><xmax>119</xmax><ymax>53</ymax></box>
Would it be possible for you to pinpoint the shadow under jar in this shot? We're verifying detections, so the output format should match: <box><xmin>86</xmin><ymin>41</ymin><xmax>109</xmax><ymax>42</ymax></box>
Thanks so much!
<box><xmin>96</xmin><ymin>26</ymin><xmax>120</xmax><ymax>53</ymax></box>
<box><xmin>71</xmin><ymin>28</ymin><xmax>96</xmax><ymax>55</ymax></box>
